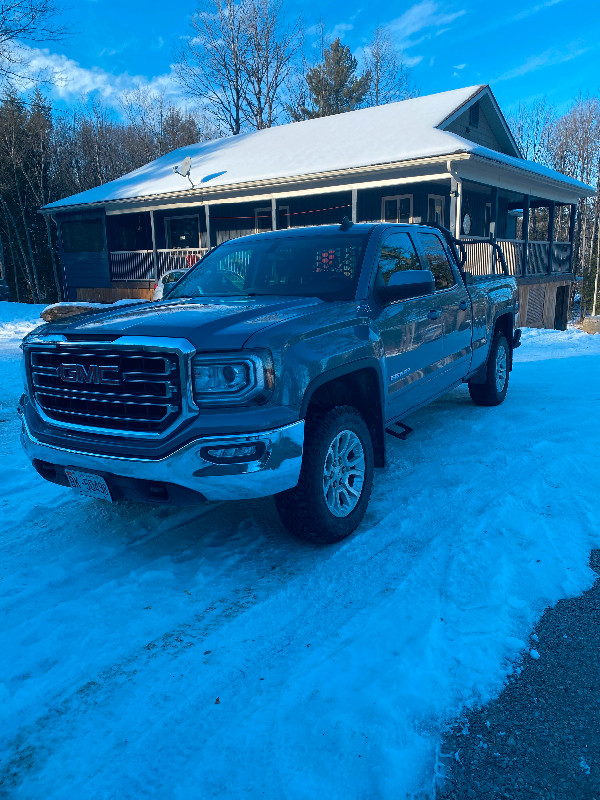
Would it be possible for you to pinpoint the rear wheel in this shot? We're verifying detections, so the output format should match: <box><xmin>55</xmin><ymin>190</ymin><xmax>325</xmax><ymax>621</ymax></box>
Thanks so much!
<box><xmin>468</xmin><ymin>331</ymin><xmax>510</xmax><ymax>406</ymax></box>
<box><xmin>275</xmin><ymin>405</ymin><xmax>374</xmax><ymax>544</ymax></box>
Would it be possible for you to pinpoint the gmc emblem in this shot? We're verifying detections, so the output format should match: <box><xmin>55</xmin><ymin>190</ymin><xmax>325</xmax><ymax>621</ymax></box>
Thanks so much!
<box><xmin>59</xmin><ymin>363</ymin><xmax>120</xmax><ymax>385</ymax></box>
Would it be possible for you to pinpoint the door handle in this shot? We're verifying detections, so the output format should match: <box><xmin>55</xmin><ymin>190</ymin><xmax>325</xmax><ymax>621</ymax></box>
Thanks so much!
<box><xmin>459</xmin><ymin>301</ymin><xmax>469</xmax><ymax>311</ymax></box>
<box><xmin>427</xmin><ymin>310</ymin><xmax>441</xmax><ymax>320</ymax></box>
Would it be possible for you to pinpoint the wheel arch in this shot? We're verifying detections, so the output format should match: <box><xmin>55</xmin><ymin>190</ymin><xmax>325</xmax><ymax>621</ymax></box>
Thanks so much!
<box><xmin>300</xmin><ymin>359</ymin><xmax>386</xmax><ymax>468</ymax></box>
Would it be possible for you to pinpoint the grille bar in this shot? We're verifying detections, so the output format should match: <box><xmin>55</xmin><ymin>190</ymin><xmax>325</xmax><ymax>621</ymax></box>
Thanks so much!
<box><xmin>28</xmin><ymin>345</ymin><xmax>184</xmax><ymax>434</ymax></box>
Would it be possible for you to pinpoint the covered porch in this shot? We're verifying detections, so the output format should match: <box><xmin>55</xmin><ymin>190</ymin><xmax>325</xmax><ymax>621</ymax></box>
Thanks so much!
<box><xmin>92</xmin><ymin>175</ymin><xmax>576</xmax><ymax>328</ymax></box>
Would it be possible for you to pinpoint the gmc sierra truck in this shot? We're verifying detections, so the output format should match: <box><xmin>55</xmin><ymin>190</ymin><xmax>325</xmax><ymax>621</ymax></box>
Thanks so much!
<box><xmin>18</xmin><ymin>222</ymin><xmax>520</xmax><ymax>544</ymax></box>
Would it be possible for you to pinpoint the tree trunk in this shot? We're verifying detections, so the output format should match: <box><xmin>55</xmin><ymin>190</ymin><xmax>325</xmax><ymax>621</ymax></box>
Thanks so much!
<box><xmin>45</xmin><ymin>215</ymin><xmax>62</xmax><ymax>301</ymax></box>
<box><xmin>13</xmin><ymin>173</ymin><xmax>43</xmax><ymax>303</ymax></box>
<box><xmin>7</xmin><ymin>233</ymin><xmax>21</xmax><ymax>303</ymax></box>
<box><xmin>2</xmin><ymin>199</ymin><xmax>36</xmax><ymax>302</ymax></box>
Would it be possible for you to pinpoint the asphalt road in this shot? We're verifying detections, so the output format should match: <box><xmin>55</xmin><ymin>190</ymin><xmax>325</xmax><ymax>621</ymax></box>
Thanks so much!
<box><xmin>437</xmin><ymin>550</ymin><xmax>600</xmax><ymax>800</ymax></box>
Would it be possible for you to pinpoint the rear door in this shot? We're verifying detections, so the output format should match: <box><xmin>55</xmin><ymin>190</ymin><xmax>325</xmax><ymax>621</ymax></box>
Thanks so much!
<box><xmin>372</xmin><ymin>229</ymin><xmax>447</xmax><ymax>421</ymax></box>
<box><xmin>416</xmin><ymin>231</ymin><xmax>473</xmax><ymax>386</ymax></box>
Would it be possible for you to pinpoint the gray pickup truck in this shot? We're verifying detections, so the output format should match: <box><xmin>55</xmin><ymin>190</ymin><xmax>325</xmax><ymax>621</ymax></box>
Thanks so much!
<box><xmin>19</xmin><ymin>222</ymin><xmax>520</xmax><ymax>544</ymax></box>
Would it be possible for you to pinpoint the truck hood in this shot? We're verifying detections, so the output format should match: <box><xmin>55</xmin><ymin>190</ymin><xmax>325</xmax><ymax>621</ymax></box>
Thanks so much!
<box><xmin>34</xmin><ymin>296</ymin><xmax>324</xmax><ymax>350</ymax></box>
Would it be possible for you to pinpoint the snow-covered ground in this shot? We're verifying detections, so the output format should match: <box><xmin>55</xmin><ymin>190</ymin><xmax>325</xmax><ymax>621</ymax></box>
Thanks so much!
<box><xmin>1</xmin><ymin>302</ymin><xmax>599</xmax><ymax>799</ymax></box>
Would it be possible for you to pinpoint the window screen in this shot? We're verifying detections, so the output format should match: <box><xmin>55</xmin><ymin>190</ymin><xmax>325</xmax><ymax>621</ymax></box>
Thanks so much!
<box><xmin>61</xmin><ymin>219</ymin><xmax>104</xmax><ymax>253</ymax></box>
<box><xmin>418</xmin><ymin>233</ymin><xmax>456</xmax><ymax>291</ymax></box>
<box><xmin>376</xmin><ymin>232</ymin><xmax>421</xmax><ymax>288</ymax></box>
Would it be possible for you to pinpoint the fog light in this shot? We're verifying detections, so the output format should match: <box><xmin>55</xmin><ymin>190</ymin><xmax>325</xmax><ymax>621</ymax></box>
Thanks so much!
<box><xmin>199</xmin><ymin>442</ymin><xmax>266</xmax><ymax>464</ymax></box>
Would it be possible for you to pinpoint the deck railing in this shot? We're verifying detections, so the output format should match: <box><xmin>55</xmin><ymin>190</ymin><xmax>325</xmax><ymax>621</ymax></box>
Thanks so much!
<box><xmin>460</xmin><ymin>238</ymin><xmax>572</xmax><ymax>278</ymax></box>
<box><xmin>109</xmin><ymin>239</ymin><xmax>573</xmax><ymax>284</ymax></box>
<box><xmin>109</xmin><ymin>249</ymin><xmax>209</xmax><ymax>281</ymax></box>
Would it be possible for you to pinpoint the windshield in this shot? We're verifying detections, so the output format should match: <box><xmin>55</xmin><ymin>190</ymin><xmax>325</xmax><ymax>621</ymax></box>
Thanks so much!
<box><xmin>168</xmin><ymin>233</ymin><xmax>368</xmax><ymax>301</ymax></box>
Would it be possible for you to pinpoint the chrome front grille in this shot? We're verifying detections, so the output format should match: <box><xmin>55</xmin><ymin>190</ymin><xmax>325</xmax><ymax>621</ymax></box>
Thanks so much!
<box><xmin>28</xmin><ymin>345</ymin><xmax>183</xmax><ymax>434</ymax></box>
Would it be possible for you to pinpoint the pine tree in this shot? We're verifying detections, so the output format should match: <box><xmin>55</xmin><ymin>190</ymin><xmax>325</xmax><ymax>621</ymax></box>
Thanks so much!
<box><xmin>290</xmin><ymin>38</ymin><xmax>370</xmax><ymax>121</ymax></box>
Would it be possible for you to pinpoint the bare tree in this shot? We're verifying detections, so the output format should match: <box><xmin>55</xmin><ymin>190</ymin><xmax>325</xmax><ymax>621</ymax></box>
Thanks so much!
<box><xmin>0</xmin><ymin>0</ymin><xmax>67</xmax><ymax>83</ymax></box>
<box><xmin>550</xmin><ymin>96</ymin><xmax>600</xmax><ymax>314</ymax></box>
<box><xmin>176</xmin><ymin>0</ymin><xmax>249</xmax><ymax>135</ymax></box>
<box><xmin>243</xmin><ymin>0</ymin><xmax>300</xmax><ymax>129</ymax></box>
<box><xmin>508</xmin><ymin>98</ymin><xmax>555</xmax><ymax>163</ymax></box>
<box><xmin>364</xmin><ymin>25</ymin><xmax>417</xmax><ymax>106</ymax></box>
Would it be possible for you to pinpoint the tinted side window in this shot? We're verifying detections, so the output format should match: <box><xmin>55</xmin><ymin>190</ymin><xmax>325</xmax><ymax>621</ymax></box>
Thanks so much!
<box><xmin>418</xmin><ymin>233</ymin><xmax>456</xmax><ymax>290</ymax></box>
<box><xmin>375</xmin><ymin>232</ymin><xmax>421</xmax><ymax>288</ymax></box>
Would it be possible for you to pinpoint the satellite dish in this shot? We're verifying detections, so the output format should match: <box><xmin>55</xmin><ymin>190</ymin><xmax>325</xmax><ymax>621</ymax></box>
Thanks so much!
<box><xmin>173</xmin><ymin>156</ymin><xmax>192</xmax><ymax>178</ymax></box>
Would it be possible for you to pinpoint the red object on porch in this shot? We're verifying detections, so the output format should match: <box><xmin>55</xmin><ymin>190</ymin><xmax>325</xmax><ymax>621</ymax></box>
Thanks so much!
<box><xmin>186</xmin><ymin>254</ymin><xmax>199</xmax><ymax>268</ymax></box>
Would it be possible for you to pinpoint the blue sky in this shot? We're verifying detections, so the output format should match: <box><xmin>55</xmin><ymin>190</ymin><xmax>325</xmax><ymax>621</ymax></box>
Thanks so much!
<box><xmin>25</xmin><ymin>0</ymin><xmax>599</xmax><ymax>116</ymax></box>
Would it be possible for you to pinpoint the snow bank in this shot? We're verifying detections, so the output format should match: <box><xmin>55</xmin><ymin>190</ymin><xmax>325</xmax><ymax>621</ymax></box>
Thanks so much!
<box><xmin>515</xmin><ymin>325</ymin><xmax>600</xmax><ymax>362</ymax></box>
<box><xmin>0</xmin><ymin>302</ymin><xmax>46</xmax><ymax>342</ymax></box>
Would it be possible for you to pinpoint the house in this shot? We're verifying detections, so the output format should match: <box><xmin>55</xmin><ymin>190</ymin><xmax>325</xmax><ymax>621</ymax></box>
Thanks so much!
<box><xmin>41</xmin><ymin>85</ymin><xmax>595</xmax><ymax>329</ymax></box>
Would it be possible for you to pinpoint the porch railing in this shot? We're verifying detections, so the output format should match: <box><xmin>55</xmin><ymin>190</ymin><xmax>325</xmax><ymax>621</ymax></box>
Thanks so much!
<box><xmin>109</xmin><ymin>249</ymin><xmax>208</xmax><ymax>281</ymax></box>
<box><xmin>460</xmin><ymin>238</ymin><xmax>572</xmax><ymax>278</ymax></box>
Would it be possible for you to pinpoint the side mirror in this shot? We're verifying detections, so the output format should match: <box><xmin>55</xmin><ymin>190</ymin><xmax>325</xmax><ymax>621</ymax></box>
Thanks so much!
<box><xmin>462</xmin><ymin>270</ymin><xmax>474</xmax><ymax>286</ymax></box>
<box><xmin>374</xmin><ymin>269</ymin><xmax>435</xmax><ymax>306</ymax></box>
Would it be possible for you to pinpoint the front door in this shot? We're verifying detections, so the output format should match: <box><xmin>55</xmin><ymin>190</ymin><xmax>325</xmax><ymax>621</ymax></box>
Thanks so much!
<box><xmin>373</xmin><ymin>229</ymin><xmax>446</xmax><ymax>421</ymax></box>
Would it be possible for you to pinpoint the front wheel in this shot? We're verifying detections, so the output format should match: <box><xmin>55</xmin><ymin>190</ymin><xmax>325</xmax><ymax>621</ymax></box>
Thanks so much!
<box><xmin>275</xmin><ymin>405</ymin><xmax>374</xmax><ymax>544</ymax></box>
<box><xmin>468</xmin><ymin>331</ymin><xmax>510</xmax><ymax>406</ymax></box>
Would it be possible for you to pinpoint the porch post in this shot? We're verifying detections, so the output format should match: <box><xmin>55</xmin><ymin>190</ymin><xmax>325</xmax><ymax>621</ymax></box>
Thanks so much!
<box><xmin>351</xmin><ymin>188</ymin><xmax>358</xmax><ymax>222</ymax></box>
<box><xmin>521</xmin><ymin>195</ymin><xmax>530</xmax><ymax>277</ymax></box>
<box><xmin>489</xmin><ymin>186</ymin><xmax>498</xmax><ymax>238</ymax></box>
<box><xmin>568</xmin><ymin>204</ymin><xmax>576</xmax><ymax>272</ymax></box>
<box><xmin>547</xmin><ymin>201</ymin><xmax>555</xmax><ymax>274</ymax></box>
<box><xmin>271</xmin><ymin>198</ymin><xmax>277</xmax><ymax>231</ymax></box>
<box><xmin>150</xmin><ymin>210</ymin><xmax>158</xmax><ymax>281</ymax></box>
<box><xmin>204</xmin><ymin>204</ymin><xmax>213</xmax><ymax>250</ymax></box>
<box><xmin>450</xmin><ymin>175</ymin><xmax>462</xmax><ymax>238</ymax></box>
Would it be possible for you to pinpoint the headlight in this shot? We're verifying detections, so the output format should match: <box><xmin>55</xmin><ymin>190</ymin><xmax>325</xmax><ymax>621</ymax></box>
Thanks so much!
<box><xmin>191</xmin><ymin>351</ymin><xmax>273</xmax><ymax>405</ymax></box>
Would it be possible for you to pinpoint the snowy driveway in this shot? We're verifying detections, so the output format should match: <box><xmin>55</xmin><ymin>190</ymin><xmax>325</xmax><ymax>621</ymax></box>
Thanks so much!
<box><xmin>1</xmin><ymin>305</ymin><xmax>600</xmax><ymax>799</ymax></box>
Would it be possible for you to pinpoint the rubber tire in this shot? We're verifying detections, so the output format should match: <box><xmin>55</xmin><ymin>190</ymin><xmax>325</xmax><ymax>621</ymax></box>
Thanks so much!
<box><xmin>468</xmin><ymin>332</ymin><xmax>510</xmax><ymax>406</ymax></box>
<box><xmin>275</xmin><ymin>405</ymin><xmax>374</xmax><ymax>544</ymax></box>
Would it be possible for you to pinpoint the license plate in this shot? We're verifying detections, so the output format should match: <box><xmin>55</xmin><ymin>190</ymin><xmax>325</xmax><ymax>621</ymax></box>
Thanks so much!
<box><xmin>65</xmin><ymin>469</ymin><xmax>112</xmax><ymax>501</ymax></box>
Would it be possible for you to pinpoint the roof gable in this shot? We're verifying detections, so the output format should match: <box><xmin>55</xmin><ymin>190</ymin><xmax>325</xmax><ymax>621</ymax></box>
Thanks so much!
<box><xmin>438</xmin><ymin>86</ymin><xmax>522</xmax><ymax>158</ymax></box>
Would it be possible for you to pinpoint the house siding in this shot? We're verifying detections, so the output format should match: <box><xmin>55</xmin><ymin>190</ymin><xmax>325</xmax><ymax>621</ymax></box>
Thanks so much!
<box><xmin>446</xmin><ymin>104</ymin><xmax>505</xmax><ymax>152</ymax></box>
<box><xmin>58</xmin><ymin>210</ymin><xmax>110</xmax><ymax>300</ymax></box>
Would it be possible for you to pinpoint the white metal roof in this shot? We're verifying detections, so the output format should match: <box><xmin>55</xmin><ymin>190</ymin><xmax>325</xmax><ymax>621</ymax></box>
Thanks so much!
<box><xmin>43</xmin><ymin>85</ymin><xmax>594</xmax><ymax>211</ymax></box>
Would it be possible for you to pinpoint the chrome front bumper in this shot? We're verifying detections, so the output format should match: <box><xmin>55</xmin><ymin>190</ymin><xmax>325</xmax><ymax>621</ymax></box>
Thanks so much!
<box><xmin>19</xmin><ymin>416</ymin><xmax>305</xmax><ymax>502</ymax></box>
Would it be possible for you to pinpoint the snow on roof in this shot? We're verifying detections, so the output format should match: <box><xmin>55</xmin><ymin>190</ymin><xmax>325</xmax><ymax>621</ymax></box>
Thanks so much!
<box><xmin>43</xmin><ymin>86</ymin><xmax>593</xmax><ymax>211</ymax></box>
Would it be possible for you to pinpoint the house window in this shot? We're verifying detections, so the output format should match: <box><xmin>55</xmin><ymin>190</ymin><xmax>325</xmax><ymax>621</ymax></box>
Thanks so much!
<box><xmin>255</xmin><ymin>207</ymin><xmax>272</xmax><ymax>233</ymax></box>
<box><xmin>427</xmin><ymin>195</ymin><xmax>445</xmax><ymax>226</ymax></box>
<box><xmin>165</xmin><ymin>216</ymin><xmax>200</xmax><ymax>249</ymax></box>
<box><xmin>61</xmin><ymin>219</ymin><xmax>104</xmax><ymax>253</ymax></box>
<box><xmin>381</xmin><ymin>195</ymin><xmax>413</xmax><ymax>224</ymax></box>
<box><xmin>469</xmin><ymin>102</ymin><xmax>480</xmax><ymax>128</ymax></box>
